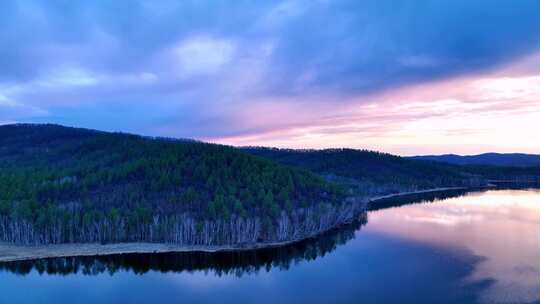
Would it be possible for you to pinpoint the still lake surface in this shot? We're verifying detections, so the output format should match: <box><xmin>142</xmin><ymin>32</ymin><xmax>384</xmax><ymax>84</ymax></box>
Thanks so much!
<box><xmin>1</xmin><ymin>189</ymin><xmax>540</xmax><ymax>304</ymax></box>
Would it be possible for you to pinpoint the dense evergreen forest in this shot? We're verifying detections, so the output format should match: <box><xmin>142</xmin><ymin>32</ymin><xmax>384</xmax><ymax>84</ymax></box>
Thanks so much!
<box><xmin>411</xmin><ymin>153</ymin><xmax>540</xmax><ymax>167</ymax></box>
<box><xmin>411</xmin><ymin>154</ymin><xmax>540</xmax><ymax>181</ymax></box>
<box><xmin>0</xmin><ymin>124</ymin><xmax>351</xmax><ymax>245</ymax></box>
<box><xmin>462</xmin><ymin>165</ymin><xmax>540</xmax><ymax>182</ymax></box>
<box><xmin>243</xmin><ymin>147</ymin><xmax>486</xmax><ymax>196</ymax></box>
<box><xmin>2</xmin><ymin>124</ymin><xmax>537</xmax><ymax>247</ymax></box>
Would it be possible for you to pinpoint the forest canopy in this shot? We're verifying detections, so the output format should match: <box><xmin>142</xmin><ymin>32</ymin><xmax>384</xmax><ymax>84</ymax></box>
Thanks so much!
<box><xmin>243</xmin><ymin>147</ymin><xmax>486</xmax><ymax>196</ymax></box>
<box><xmin>0</xmin><ymin>124</ymin><xmax>344</xmax><ymax>245</ymax></box>
<box><xmin>2</xmin><ymin>124</ymin><xmax>535</xmax><ymax>246</ymax></box>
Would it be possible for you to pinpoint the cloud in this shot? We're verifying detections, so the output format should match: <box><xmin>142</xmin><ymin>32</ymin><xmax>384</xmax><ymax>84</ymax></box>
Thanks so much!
<box><xmin>37</xmin><ymin>67</ymin><xmax>101</xmax><ymax>88</ymax></box>
<box><xmin>0</xmin><ymin>94</ymin><xmax>48</xmax><ymax>122</ymax></box>
<box><xmin>1</xmin><ymin>0</ymin><xmax>540</xmax><ymax>153</ymax></box>
<box><xmin>398</xmin><ymin>55</ymin><xmax>441</xmax><ymax>68</ymax></box>
<box><xmin>171</xmin><ymin>36</ymin><xmax>236</xmax><ymax>77</ymax></box>
<box><xmin>213</xmin><ymin>55</ymin><xmax>540</xmax><ymax>154</ymax></box>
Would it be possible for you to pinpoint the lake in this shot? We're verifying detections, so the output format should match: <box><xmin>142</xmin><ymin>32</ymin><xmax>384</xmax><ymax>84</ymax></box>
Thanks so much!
<box><xmin>1</xmin><ymin>189</ymin><xmax>539</xmax><ymax>304</ymax></box>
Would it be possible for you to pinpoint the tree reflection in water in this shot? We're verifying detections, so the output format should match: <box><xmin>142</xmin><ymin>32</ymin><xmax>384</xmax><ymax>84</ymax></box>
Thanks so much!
<box><xmin>368</xmin><ymin>189</ymin><xmax>474</xmax><ymax>211</ymax></box>
<box><xmin>0</xmin><ymin>213</ymin><xmax>367</xmax><ymax>277</ymax></box>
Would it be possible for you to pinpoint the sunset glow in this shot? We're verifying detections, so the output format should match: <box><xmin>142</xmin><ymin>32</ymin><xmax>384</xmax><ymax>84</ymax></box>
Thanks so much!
<box><xmin>213</xmin><ymin>55</ymin><xmax>540</xmax><ymax>155</ymax></box>
<box><xmin>1</xmin><ymin>1</ymin><xmax>540</xmax><ymax>154</ymax></box>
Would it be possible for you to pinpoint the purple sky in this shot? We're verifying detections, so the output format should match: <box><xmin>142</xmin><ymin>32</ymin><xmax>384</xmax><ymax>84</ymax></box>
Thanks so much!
<box><xmin>2</xmin><ymin>0</ymin><xmax>540</xmax><ymax>155</ymax></box>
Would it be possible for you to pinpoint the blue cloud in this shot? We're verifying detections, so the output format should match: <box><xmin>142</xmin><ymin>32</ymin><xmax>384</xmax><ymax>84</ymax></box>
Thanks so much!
<box><xmin>262</xmin><ymin>0</ymin><xmax>540</xmax><ymax>95</ymax></box>
<box><xmin>1</xmin><ymin>0</ymin><xmax>540</xmax><ymax>138</ymax></box>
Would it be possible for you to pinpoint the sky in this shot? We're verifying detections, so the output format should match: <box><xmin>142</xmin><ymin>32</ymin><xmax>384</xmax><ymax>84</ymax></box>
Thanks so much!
<box><xmin>1</xmin><ymin>0</ymin><xmax>540</xmax><ymax>155</ymax></box>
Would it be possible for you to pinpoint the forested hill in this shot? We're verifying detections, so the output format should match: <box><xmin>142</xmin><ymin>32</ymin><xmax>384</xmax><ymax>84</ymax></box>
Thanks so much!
<box><xmin>243</xmin><ymin>147</ymin><xmax>486</xmax><ymax>196</ymax></box>
<box><xmin>410</xmin><ymin>154</ymin><xmax>540</xmax><ymax>182</ymax></box>
<box><xmin>410</xmin><ymin>153</ymin><xmax>540</xmax><ymax>167</ymax></box>
<box><xmin>0</xmin><ymin>124</ymin><xmax>349</xmax><ymax>245</ymax></box>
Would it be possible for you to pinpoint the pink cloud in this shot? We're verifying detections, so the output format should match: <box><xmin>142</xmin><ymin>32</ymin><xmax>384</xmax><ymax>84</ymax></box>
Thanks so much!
<box><xmin>209</xmin><ymin>53</ymin><xmax>540</xmax><ymax>155</ymax></box>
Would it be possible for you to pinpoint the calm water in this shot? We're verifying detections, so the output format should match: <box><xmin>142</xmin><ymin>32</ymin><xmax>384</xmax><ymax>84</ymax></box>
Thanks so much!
<box><xmin>1</xmin><ymin>189</ymin><xmax>540</xmax><ymax>304</ymax></box>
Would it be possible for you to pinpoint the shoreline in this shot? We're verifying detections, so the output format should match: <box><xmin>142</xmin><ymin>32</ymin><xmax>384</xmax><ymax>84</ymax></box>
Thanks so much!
<box><xmin>0</xmin><ymin>187</ymin><xmax>476</xmax><ymax>263</ymax></box>
<box><xmin>0</xmin><ymin>217</ymin><xmax>364</xmax><ymax>263</ymax></box>
<box><xmin>0</xmin><ymin>241</ymin><xmax>307</xmax><ymax>263</ymax></box>
<box><xmin>367</xmin><ymin>187</ymin><xmax>470</xmax><ymax>203</ymax></box>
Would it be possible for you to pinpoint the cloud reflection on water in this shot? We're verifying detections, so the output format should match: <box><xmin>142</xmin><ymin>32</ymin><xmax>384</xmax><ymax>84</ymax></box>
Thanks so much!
<box><xmin>367</xmin><ymin>189</ymin><xmax>540</xmax><ymax>304</ymax></box>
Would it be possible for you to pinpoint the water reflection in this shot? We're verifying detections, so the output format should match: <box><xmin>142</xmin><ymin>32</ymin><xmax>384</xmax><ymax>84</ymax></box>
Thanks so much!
<box><xmin>368</xmin><ymin>188</ymin><xmax>474</xmax><ymax>211</ymax></box>
<box><xmin>0</xmin><ymin>214</ymin><xmax>368</xmax><ymax>277</ymax></box>
<box><xmin>2</xmin><ymin>189</ymin><xmax>540</xmax><ymax>304</ymax></box>
<box><xmin>368</xmin><ymin>189</ymin><xmax>540</xmax><ymax>304</ymax></box>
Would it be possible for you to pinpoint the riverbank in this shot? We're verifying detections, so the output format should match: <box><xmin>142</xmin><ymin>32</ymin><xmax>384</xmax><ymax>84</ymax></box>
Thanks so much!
<box><xmin>0</xmin><ymin>212</ymin><xmax>366</xmax><ymax>263</ymax></box>
<box><xmin>367</xmin><ymin>187</ymin><xmax>470</xmax><ymax>204</ymax></box>
<box><xmin>0</xmin><ymin>241</ymin><xmax>305</xmax><ymax>263</ymax></box>
<box><xmin>0</xmin><ymin>187</ymin><xmax>475</xmax><ymax>263</ymax></box>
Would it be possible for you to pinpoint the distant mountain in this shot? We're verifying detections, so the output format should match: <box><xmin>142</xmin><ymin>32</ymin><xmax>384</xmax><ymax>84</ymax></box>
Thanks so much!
<box><xmin>410</xmin><ymin>153</ymin><xmax>540</xmax><ymax>167</ymax></box>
